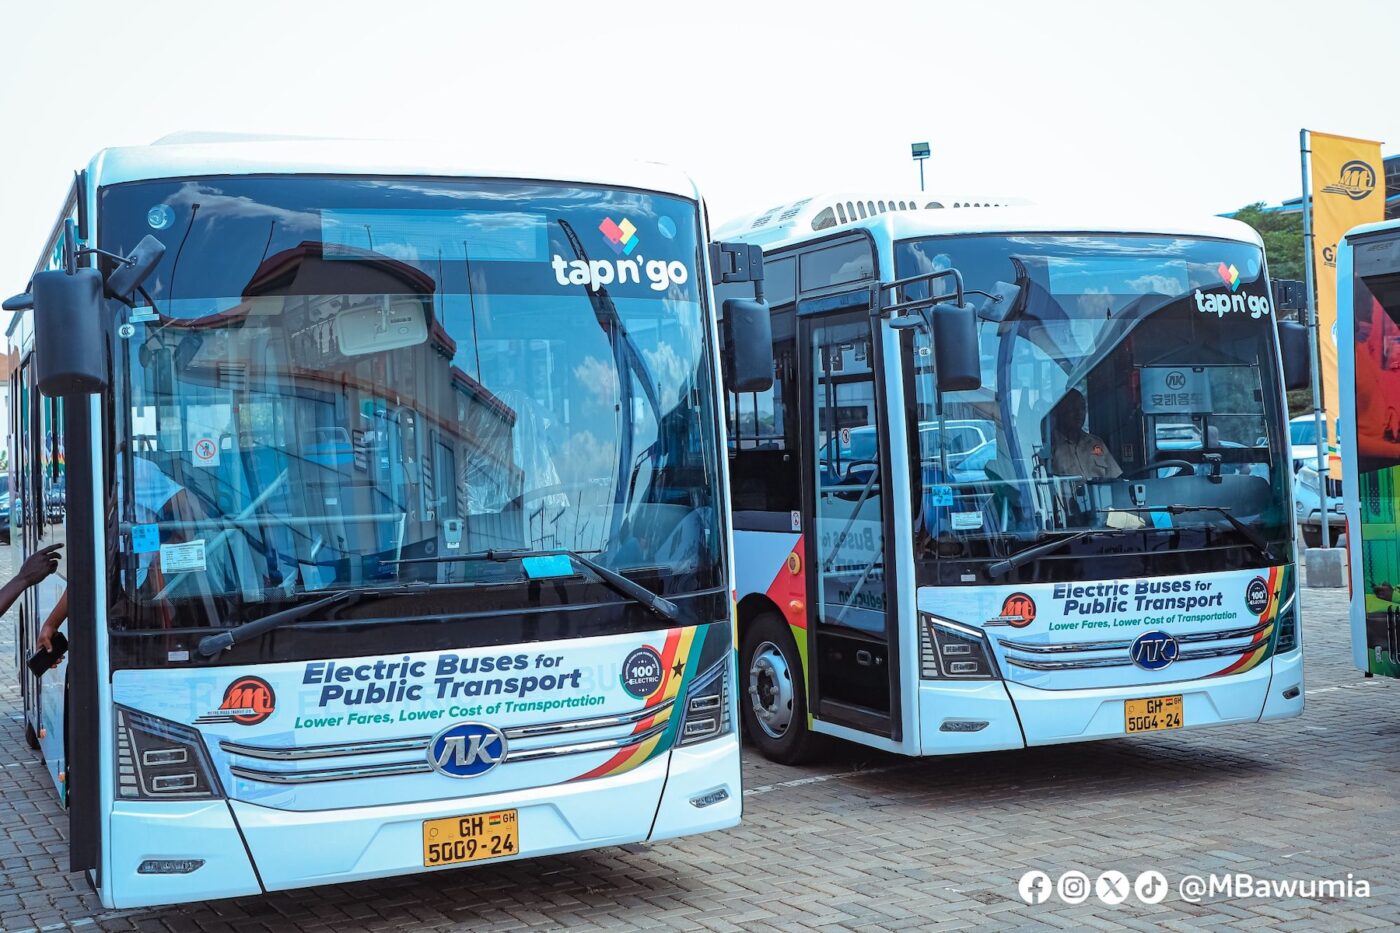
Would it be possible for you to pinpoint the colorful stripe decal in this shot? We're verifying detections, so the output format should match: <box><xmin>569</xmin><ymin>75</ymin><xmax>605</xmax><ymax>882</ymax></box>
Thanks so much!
<box><xmin>1210</xmin><ymin>564</ymin><xmax>1287</xmax><ymax>677</ymax></box>
<box><xmin>570</xmin><ymin>626</ymin><xmax>697</xmax><ymax>781</ymax></box>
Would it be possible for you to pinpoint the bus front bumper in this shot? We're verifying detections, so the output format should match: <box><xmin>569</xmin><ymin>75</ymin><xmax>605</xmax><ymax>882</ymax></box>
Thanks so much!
<box><xmin>104</xmin><ymin>736</ymin><xmax>740</xmax><ymax>908</ymax></box>
<box><xmin>918</xmin><ymin>652</ymin><xmax>1303</xmax><ymax>754</ymax></box>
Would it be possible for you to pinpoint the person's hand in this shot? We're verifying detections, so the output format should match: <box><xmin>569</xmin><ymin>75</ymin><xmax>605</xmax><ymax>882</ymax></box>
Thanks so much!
<box><xmin>18</xmin><ymin>543</ymin><xmax>63</xmax><ymax>588</ymax></box>
<box><xmin>36</xmin><ymin>614</ymin><xmax>60</xmax><ymax>652</ymax></box>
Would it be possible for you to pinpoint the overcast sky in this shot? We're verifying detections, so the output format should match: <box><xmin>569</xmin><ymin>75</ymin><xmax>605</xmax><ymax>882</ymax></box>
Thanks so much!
<box><xmin>1</xmin><ymin>0</ymin><xmax>1396</xmax><ymax>295</ymax></box>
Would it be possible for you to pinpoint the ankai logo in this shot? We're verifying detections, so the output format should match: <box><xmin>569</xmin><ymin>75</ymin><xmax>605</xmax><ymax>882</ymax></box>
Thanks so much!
<box><xmin>1322</xmin><ymin>159</ymin><xmax>1377</xmax><ymax>201</ymax></box>
<box><xmin>428</xmin><ymin>722</ymin><xmax>508</xmax><ymax>778</ymax></box>
<box><xmin>1218</xmin><ymin>262</ymin><xmax>1241</xmax><ymax>292</ymax></box>
<box><xmin>1131</xmin><ymin>631</ymin><xmax>1180</xmax><ymax>671</ymax></box>
<box><xmin>194</xmin><ymin>676</ymin><xmax>276</xmax><ymax>726</ymax></box>
<box><xmin>599</xmin><ymin>217</ymin><xmax>639</xmax><ymax>255</ymax></box>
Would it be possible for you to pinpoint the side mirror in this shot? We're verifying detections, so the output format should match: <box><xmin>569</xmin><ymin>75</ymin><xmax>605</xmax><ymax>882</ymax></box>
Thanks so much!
<box><xmin>723</xmin><ymin>298</ymin><xmax>774</xmax><ymax>392</ymax></box>
<box><xmin>932</xmin><ymin>302</ymin><xmax>982</xmax><ymax>392</ymax></box>
<box><xmin>1277</xmin><ymin>320</ymin><xmax>1311</xmax><ymax>391</ymax></box>
<box><xmin>32</xmin><ymin>269</ymin><xmax>109</xmax><ymax>395</ymax></box>
<box><xmin>106</xmin><ymin>235</ymin><xmax>166</xmax><ymax>302</ymax></box>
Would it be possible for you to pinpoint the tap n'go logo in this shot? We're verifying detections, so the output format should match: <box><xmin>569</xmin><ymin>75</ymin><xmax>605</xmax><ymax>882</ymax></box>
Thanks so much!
<box><xmin>1217</xmin><ymin>262</ymin><xmax>1241</xmax><ymax>292</ymax></box>
<box><xmin>550</xmin><ymin>215</ymin><xmax>689</xmax><ymax>293</ymax></box>
<box><xmin>599</xmin><ymin>217</ymin><xmax>639</xmax><ymax>255</ymax></box>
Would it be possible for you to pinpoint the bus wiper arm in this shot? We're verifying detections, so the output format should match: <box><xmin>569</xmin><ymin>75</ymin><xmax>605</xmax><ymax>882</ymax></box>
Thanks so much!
<box><xmin>388</xmin><ymin>548</ymin><xmax>683</xmax><ymax>624</ymax></box>
<box><xmin>1122</xmin><ymin>505</ymin><xmax>1277</xmax><ymax>563</ymax></box>
<box><xmin>986</xmin><ymin>530</ymin><xmax>1098</xmax><ymax>579</ymax></box>
<box><xmin>196</xmin><ymin>584</ymin><xmax>431</xmax><ymax>658</ymax></box>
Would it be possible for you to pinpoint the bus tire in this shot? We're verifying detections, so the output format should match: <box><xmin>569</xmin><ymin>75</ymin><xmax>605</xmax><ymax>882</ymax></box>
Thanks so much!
<box><xmin>740</xmin><ymin>612</ymin><xmax>826</xmax><ymax>765</ymax></box>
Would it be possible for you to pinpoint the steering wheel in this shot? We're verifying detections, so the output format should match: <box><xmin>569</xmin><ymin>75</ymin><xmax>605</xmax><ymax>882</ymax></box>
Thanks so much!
<box><xmin>1121</xmin><ymin>459</ymin><xmax>1195</xmax><ymax>479</ymax></box>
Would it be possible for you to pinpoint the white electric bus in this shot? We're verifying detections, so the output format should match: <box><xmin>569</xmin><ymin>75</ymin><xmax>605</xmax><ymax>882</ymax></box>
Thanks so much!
<box><xmin>1337</xmin><ymin>218</ymin><xmax>1400</xmax><ymax>679</ymax></box>
<box><xmin>714</xmin><ymin>194</ymin><xmax>1310</xmax><ymax>762</ymax></box>
<box><xmin>5</xmin><ymin>135</ymin><xmax>772</xmax><ymax>907</ymax></box>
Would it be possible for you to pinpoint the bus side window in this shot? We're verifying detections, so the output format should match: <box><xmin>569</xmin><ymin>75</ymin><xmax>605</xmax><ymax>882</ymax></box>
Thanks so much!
<box><xmin>729</xmin><ymin>306</ymin><xmax>798</xmax><ymax>514</ymax></box>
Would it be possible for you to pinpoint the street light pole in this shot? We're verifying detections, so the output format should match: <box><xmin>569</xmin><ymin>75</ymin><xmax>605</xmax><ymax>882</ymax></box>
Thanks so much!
<box><xmin>1299</xmin><ymin>128</ymin><xmax>1333</xmax><ymax>547</ymax></box>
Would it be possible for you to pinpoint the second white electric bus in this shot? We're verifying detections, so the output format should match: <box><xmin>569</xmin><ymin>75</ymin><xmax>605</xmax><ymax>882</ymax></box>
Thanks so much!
<box><xmin>715</xmin><ymin>195</ymin><xmax>1310</xmax><ymax>762</ymax></box>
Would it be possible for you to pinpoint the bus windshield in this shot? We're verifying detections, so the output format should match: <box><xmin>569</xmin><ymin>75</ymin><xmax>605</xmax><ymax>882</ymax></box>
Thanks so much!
<box><xmin>896</xmin><ymin>234</ymin><xmax>1290</xmax><ymax>566</ymax></box>
<box><xmin>99</xmin><ymin>177</ymin><xmax>720</xmax><ymax>627</ymax></box>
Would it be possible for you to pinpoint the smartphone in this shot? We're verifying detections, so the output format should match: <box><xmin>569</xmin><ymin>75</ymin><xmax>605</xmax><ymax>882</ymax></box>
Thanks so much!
<box><xmin>27</xmin><ymin>631</ymin><xmax>68</xmax><ymax>676</ymax></box>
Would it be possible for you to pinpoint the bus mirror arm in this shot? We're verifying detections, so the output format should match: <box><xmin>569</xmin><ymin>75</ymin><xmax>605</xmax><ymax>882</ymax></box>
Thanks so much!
<box><xmin>23</xmin><ymin>236</ymin><xmax>164</xmax><ymax>397</ymax></box>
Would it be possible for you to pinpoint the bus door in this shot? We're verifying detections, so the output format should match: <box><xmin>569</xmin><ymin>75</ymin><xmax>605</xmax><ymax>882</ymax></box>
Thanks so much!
<box><xmin>798</xmin><ymin>294</ymin><xmax>900</xmax><ymax>739</ymax></box>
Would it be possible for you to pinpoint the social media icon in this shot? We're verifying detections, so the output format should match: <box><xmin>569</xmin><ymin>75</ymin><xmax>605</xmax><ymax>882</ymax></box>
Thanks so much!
<box><xmin>1095</xmin><ymin>870</ymin><xmax>1130</xmax><ymax>905</ymax></box>
<box><xmin>1018</xmin><ymin>870</ymin><xmax>1052</xmax><ymax>904</ymax></box>
<box><xmin>1135</xmin><ymin>870</ymin><xmax>1169</xmax><ymax>904</ymax></box>
<box><xmin>1058</xmin><ymin>870</ymin><xmax>1090</xmax><ymax>905</ymax></box>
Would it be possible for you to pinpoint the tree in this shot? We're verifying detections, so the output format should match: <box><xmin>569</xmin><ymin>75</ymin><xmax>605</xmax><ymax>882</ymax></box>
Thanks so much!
<box><xmin>1231</xmin><ymin>202</ymin><xmax>1305</xmax><ymax>281</ymax></box>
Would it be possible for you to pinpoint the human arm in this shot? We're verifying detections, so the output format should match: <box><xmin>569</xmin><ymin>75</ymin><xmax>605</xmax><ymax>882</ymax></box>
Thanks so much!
<box><xmin>36</xmin><ymin>588</ymin><xmax>69</xmax><ymax>652</ymax></box>
<box><xmin>0</xmin><ymin>543</ymin><xmax>62</xmax><ymax>619</ymax></box>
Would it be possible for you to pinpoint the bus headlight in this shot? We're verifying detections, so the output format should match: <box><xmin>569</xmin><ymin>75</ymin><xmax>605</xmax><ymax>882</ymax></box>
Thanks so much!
<box><xmin>1274</xmin><ymin>593</ymin><xmax>1300</xmax><ymax>655</ymax></box>
<box><xmin>677</xmin><ymin>659</ymin><xmax>732</xmax><ymax>746</ymax></box>
<box><xmin>115</xmin><ymin>706</ymin><xmax>223</xmax><ymax>799</ymax></box>
<box><xmin>920</xmin><ymin>614</ymin><xmax>1001</xmax><ymax>680</ymax></box>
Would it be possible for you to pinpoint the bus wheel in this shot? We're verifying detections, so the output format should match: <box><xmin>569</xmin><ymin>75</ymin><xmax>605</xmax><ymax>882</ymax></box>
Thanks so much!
<box><xmin>740</xmin><ymin>613</ymin><xmax>825</xmax><ymax>764</ymax></box>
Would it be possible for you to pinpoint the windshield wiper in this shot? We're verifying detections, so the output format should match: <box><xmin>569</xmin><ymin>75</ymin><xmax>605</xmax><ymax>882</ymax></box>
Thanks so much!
<box><xmin>195</xmin><ymin>583</ymin><xmax>431</xmax><ymax>658</ymax></box>
<box><xmin>388</xmin><ymin>548</ymin><xmax>685</xmax><ymax>624</ymax></box>
<box><xmin>1113</xmin><ymin>505</ymin><xmax>1277</xmax><ymax>564</ymax></box>
<box><xmin>986</xmin><ymin>529</ymin><xmax>1099</xmax><ymax>579</ymax></box>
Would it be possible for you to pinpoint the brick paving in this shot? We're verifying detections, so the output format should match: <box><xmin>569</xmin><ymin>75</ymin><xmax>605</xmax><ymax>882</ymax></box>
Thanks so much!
<box><xmin>1</xmin><ymin>564</ymin><xmax>1395</xmax><ymax>931</ymax></box>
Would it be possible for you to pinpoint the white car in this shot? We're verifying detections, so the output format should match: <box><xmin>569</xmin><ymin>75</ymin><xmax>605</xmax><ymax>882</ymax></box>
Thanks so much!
<box><xmin>1290</xmin><ymin>415</ymin><xmax>1343</xmax><ymax>547</ymax></box>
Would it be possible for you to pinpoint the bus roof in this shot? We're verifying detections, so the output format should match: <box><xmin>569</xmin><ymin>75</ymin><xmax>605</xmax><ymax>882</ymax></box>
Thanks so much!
<box><xmin>88</xmin><ymin>133</ymin><xmax>703</xmax><ymax>200</ymax></box>
<box><xmin>1343</xmin><ymin>217</ymin><xmax>1400</xmax><ymax>241</ymax></box>
<box><xmin>714</xmin><ymin>193</ymin><xmax>1264</xmax><ymax>252</ymax></box>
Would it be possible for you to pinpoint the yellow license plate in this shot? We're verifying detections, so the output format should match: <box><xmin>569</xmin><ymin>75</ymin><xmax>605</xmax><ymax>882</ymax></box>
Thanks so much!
<box><xmin>422</xmin><ymin>808</ymin><xmax>518</xmax><ymax>867</ymax></box>
<box><xmin>1124</xmin><ymin>695</ymin><xmax>1183</xmax><ymax>733</ymax></box>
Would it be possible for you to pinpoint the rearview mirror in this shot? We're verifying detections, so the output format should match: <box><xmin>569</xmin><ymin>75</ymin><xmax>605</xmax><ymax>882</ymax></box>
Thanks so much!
<box><xmin>106</xmin><ymin>235</ymin><xmax>166</xmax><ymax>302</ymax></box>
<box><xmin>1277</xmin><ymin>320</ymin><xmax>1311</xmax><ymax>391</ymax></box>
<box><xmin>932</xmin><ymin>302</ymin><xmax>982</xmax><ymax>392</ymax></box>
<box><xmin>335</xmin><ymin>298</ymin><xmax>430</xmax><ymax>356</ymax></box>
<box><xmin>723</xmin><ymin>298</ymin><xmax>774</xmax><ymax>392</ymax></box>
<box><xmin>32</xmin><ymin>269</ymin><xmax>109</xmax><ymax>395</ymax></box>
<box><xmin>975</xmin><ymin>280</ymin><xmax>1023</xmax><ymax>323</ymax></box>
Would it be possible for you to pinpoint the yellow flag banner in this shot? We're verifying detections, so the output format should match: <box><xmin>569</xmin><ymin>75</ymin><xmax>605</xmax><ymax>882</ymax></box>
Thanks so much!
<box><xmin>1308</xmin><ymin>130</ymin><xmax>1384</xmax><ymax>476</ymax></box>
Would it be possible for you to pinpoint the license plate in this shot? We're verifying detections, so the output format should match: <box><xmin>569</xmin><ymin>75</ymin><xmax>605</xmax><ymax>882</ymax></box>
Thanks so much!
<box><xmin>1124</xmin><ymin>694</ymin><xmax>1183</xmax><ymax>733</ymax></box>
<box><xmin>422</xmin><ymin>808</ymin><xmax>518</xmax><ymax>867</ymax></box>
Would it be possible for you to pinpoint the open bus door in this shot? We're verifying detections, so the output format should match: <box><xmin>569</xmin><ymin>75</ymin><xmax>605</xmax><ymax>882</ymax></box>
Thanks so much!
<box><xmin>796</xmin><ymin>289</ymin><xmax>901</xmax><ymax>740</ymax></box>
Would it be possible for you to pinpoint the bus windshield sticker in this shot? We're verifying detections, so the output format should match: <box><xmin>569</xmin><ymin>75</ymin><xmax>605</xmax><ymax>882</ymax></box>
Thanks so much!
<box><xmin>160</xmin><ymin>540</ymin><xmax>207</xmax><ymax>574</ymax></box>
<box><xmin>191</xmin><ymin>433</ymin><xmax>221</xmax><ymax>468</ymax></box>
<box><xmin>1140</xmin><ymin>367</ymin><xmax>1213</xmax><ymax>414</ymax></box>
<box><xmin>930</xmin><ymin>485</ymin><xmax>954</xmax><ymax>507</ymax></box>
<box><xmin>951</xmin><ymin>511</ymin><xmax>984</xmax><ymax>531</ymax></box>
<box><xmin>521</xmin><ymin>555</ymin><xmax>575</xmax><ymax>579</ymax></box>
<box><xmin>130</xmin><ymin>524</ymin><xmax>160</xmax><ymax>554</ymax></box>
<box><xmin>321</xmin><ymin>209</ymin><xmax>548</xmax><ymax>263</ymax></box>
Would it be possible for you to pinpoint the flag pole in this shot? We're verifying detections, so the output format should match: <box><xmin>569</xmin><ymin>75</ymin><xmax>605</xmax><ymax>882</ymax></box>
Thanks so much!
<box><xmin>1299</xmin><ymin>127</ymin><xmax>1333</xmax><ymax>546</ymax></box>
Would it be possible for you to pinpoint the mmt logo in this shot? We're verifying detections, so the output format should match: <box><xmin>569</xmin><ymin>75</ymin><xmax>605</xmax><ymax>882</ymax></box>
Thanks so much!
<box><xmin>599</xmin><ymin>217</ymin><xmax>639</xmax><ymax>255</ymax></box>
<box><xmin>428</xmin><ymin>722</ymin><xmax>508</xmax><ymax>778</ymax></box>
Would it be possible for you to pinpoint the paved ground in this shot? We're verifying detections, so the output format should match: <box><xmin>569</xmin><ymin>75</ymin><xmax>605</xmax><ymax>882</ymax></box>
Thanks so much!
<box><xmin>2</xmin><ymin>567</ymin><xmax>1396</xmax><ymax>931</ymax></box>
